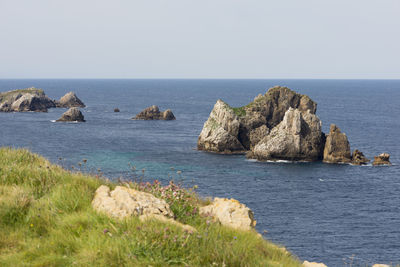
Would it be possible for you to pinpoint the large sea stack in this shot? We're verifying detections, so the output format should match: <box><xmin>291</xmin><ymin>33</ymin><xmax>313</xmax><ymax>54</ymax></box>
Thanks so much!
<box><xmin>0</xmin><ymin>87</ymin><xmax>56</xmax><ymax>112</ymax></box>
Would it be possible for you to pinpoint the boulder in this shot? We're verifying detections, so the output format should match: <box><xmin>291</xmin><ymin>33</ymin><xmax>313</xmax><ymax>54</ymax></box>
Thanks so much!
<box><xmin>323</xmin><ymin>124</ymin><xmax>352</xmax><ymax>163</ymax></box>
<box><xmin>372</xmin><ymin>153</ymin><xmax>391</xmax><ymax>166</ymax></box>
<box><xmin>92</xmin><ymin>185</ymin><xmax>174</xmax><ymax>219</ymax></box>
<box><xmin>303</xmin><ymin>261</ymin><xmax>327</xmax><ymax>267</ymax></box>
<box><xmin>197</xmin><ymin>86</ymin><xmax>318</xmax><ymax>154</ymax></box>
<box><xmin>56</xmin><ymin>107</ymin><xmax>85</xmax><ymax>122</ymax></box>
<box><xmin>351</xmin><ymin>149</ymin><xmax>370</xmax><ymax>165</ymax></box>
<box><xmin>199</xmin><ymin>197</ymin><xmax>256</xmax><ymax>230</ymax></box>
<box><xmin>248</xmin><ymin>108</ymin><xmax>325</xmax><ymax>161</ymax></box>
<box><xmin>10</xmin><ymin>93</ymin><xmax>56</xmax><ymax>112</ymax></box>
<box><xmin>133</xmin><ymin>105</ymin><xmax>176</xmax><ymax>120</ymax></box>
<box><xmin>197</xmin><ymin>100</ymin><xmax>245</xmax><ymax>153</ymax></box>
<box><xmin>114</xmin><ymin>108</ymin><xmax>120</xmax><ymax>112</ymax></box>
<box><xmin>57</xmin><ymin>92</ymin><xmax>85</xmax><ymax>108</ymax></box>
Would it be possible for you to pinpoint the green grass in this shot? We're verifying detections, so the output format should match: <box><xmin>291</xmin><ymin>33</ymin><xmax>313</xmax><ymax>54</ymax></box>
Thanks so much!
<box><xmin>0</xmin><ymin>147</ymin><xmax>301</xmax><ymax>266</ymax></box>
<box><xmin>0</xmin><ymin>88</ymin><xmax>44</xmax><ymax>103</ymax></box>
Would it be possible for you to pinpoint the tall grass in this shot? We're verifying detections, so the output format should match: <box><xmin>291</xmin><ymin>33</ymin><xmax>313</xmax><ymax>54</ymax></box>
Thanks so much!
<box><xmin>0</xmin><ymin>147</ymin><xmax>301</xmax><ymax>266</ymax></box>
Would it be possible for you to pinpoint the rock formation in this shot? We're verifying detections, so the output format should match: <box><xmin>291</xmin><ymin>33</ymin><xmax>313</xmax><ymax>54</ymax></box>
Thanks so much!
<box><xmin>197</xmin><ymin>86</ymin><xmax>319</xmax><ymax>156</ymax></box>
<box><xmin>199</xmin><ymin>197</ymin><xmax>256</xmax><ymax>230</ymax></box>
<box><xmin>351</xmin><ymin>149</ymin><xmax>370</xmax><ymax>165</ymax></box>
<box><xmin>248</xmin><ymin>108</ymin><xmax>325</xmax><ymax>161</ymax></box>
<box><xmin>302</xmin><ymin>261</ymin><xmax>327</xmax><ymax>267</ymax></box>
<box><xmin>0</xmin><ymin>87</ymin><xmax>56</xmax><ymax>112</ymax></box>
<box><xmin>323</xmin><ymin>124</ymin><xmax>352</xmax><ymax>163</ymax></box>
<box><xmin>57</xmin><ymin>92</ymin><xmax>85</xmax><ymax>108</ymax></box>
<box><xmin>372</xmin><ymin>153</ymin><xmax>391</xmax><ymax>166</ymax></box>
<box><xmin>133</xmin><ymin>105</ymin><xmax>176</xmax><ymax>120</ymax></box>
<box><xmin>56</xmin><ymin>107</ymin><xmax>85</xmax><ymax>122</ymax></box>
<box><xmin>114</xmin><ymin>108</ymin><xmax>120</xmax><ymax>112</ymax></box>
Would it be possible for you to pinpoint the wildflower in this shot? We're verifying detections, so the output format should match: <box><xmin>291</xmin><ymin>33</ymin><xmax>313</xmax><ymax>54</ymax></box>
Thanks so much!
<box><xmin>103</xmin><ymin>229</ymin><xmax>109</xmax><ymax>234</ymax></box>
<box><xmin>30</xmin><ymin>224</ymin><xmax>34</xmax><ymax>228</ymax></box>
<box><xmin>233</xmin><ymin>236</ymin><xmax>237</xmax><ymax>240</ymax></box>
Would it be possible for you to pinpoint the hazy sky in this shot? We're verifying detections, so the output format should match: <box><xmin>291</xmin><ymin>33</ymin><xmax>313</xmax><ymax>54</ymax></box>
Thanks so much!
<box><xmin>1</xmin><ymin>0</ymin><xmax>399</xmax><ymax>79</ymax></box>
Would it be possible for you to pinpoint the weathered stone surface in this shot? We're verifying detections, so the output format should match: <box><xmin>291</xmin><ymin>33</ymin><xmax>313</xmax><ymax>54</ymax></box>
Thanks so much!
<box><xmin>56</xmin><ymin>107</ymin><xmax>85</xmax><ymax>122</ymax></box>
<box><xmin>323</xmin><ymin>124</ymin><xmax>352</xmax><ymax>164</ymax></box>
<box><xmin>197</xmin><ymin>100</ymin><xmax>245</xmax><ymax>153</ymax></box>
<box><xmin>372</xmin><ymin>153</ymin><xmax>391</xmax><ymax>166</ymax></box>
<box><xmin>57</xmin><ymin>92</ymin><xmax>85</xmax><ymax>108</ymax></box>
<box><xmin>351</xmin><ymin>149</ymin><xmax>370</xmax><ymax>165</ymax></box>
<box><xmin>92</xmin><ymin>185</ymin><xmax>174</xmax><ymax>219</ymax></box>
<box><xmin>199</xmin><ymin>197</ymin><xmax>256</xmax><ymax>230</ymax></box>
<box><xmin>198</xmin><ymin>86</ymin><xmax>318</xmax><ymax>154</ymax></box>
<box><xmin>249</xmin><ymin>108</ymin><xmax>324</xmax><ymax>161</ymax></box>
<box><xmin>133</xmin><ymin>105</ymin><xmax>176</xmax><ymax>120</ymax></box>
<box><xmin>139</xmin><ymin>214</ymin><xmax>196</xmax><ymax>232</ymax></box>
<box><xmin>303</xmin><ymin>261</ymin><xmax>327</xmax><ymax>267</ymax></box>
<box><xmin>0</xmin><ymin>87</ymin><xmax>56</xmax><ymax>112</ymax></box>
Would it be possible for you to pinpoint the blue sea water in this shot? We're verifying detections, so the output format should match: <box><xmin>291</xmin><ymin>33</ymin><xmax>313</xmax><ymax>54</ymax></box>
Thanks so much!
<box><xmin>0</xmin><ymin>79</ymin><xmax>399</xmax><ymax>266</ymax></box>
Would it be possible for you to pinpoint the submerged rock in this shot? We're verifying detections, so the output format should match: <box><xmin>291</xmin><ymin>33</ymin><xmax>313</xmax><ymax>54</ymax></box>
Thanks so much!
<box><xmin>197</xmin><ymin>100</ymin><xmax>245</xmax><ymax>153</ymax></box>
<box><xmin>56</xmin><ymin>107</ymin><xmax>85</xmax><ymax>122</ymax></box>
<box><xmin>372</xmin><ymin>153</ymin><xmax>391</xmax><ymax>166</ymax></box>
<box><xmin>57</xmin><ymin>92</ymin><xmax>85</xmax><ymax>108</ymax></box>
<box><xmin>133</xmin><ymin>105</ymin><xmax>176</xmax><ymax>120</ymax></box>
<box><xmin>351</xmin><ymin>149</ymin><xmax>370</xmax><ymax>165</ymax></box>
<box><xmin>199</xmin><ymin>197</ymin><xmax>256</xmax><ymax>230</ymax></box>
<box><xmin>248</xmin><ymin>108</ymin><xmax>325</xmax><ymax>161</ymax></box>
<box><xmin>0</xmin><ymin>87</ymin><xmax>56</xmax><ymax>112</ymax></box>
<box><xmin>323</xmin><ymin>124</ymin><xmax>352</xmax><ymax>164</ymax></box>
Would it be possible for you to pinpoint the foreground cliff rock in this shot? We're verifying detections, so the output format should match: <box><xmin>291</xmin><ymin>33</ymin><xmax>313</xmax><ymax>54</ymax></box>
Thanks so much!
<box><xmin>249</xmin><ymin>108</ymin><xmax>324</xmax><ymax>161</ymax></box>
<box><xmin>199</xmin><ymin>197</ymin><xmax>256</xmax><ymax>230</ymax></box>
<box><xmin>0</xmin><ymin>87</ymin><xmax>56</xmax><ymax>112</ymax></box>
<box><xmin>133</xmin><ymin>105</ymin><xmax>176</xmax><ymax>120</ymax></box>
<box><xmin>56</xmin><ymin>107</ymin><xmax>85</xmax><ymax>122</ymax></box>
<box><xmin>56</xmin><ymin>92</ymin><xmax>86</xmax><ymax>108</ymax></box>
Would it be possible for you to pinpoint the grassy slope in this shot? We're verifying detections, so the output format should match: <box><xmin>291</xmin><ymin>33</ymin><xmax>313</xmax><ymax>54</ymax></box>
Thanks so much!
<box><xmin>0</xmin><ymin>148</ymin><xmax>301</xmax><ymax>267</ymax></box>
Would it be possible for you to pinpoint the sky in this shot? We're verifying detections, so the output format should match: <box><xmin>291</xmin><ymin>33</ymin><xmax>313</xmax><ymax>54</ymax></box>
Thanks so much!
<box><xmin>0</xmin><ymin>0</ymin><xmax>399</xmax><ymax>79</ymax></box>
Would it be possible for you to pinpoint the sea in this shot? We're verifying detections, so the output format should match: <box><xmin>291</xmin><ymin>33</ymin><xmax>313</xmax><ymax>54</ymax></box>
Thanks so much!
<box><xmin>0</xmin><ymin>79</ymin><xmax>399</xmax><ymax>266</ymax></box>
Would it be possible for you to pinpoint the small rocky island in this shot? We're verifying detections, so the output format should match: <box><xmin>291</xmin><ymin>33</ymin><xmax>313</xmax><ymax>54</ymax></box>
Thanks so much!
<box><xmin>133</xmin><ymin>105</ymin><xmax>176</xmax><ymax>120</ymax></box>
<box><xmin>198</xmin><ymin>86</ymin><xmax>390</xmax><ymax>165</ymax></box>
<box><xmin>0</xmin><ymin>87</ymin><xmax>85</xmax><ymax>112</ymax></box>
<box><xmin>56</xmin><ymin>107</ymin><xmax>85</xmax><ymax>122</ymax></box>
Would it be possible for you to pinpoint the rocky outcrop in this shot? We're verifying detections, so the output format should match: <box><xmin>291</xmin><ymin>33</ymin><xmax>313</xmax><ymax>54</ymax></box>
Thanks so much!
<box><xmin>302</xmin><ymin>261</ymin><xmax>327</xmax><ymax>267</ymax></box>
<box><xmin>323</xmin><ymin>124</ymin><xmax>352</xmax><ymax>164</ymax></box>
<box><xmin>0</xmin><ymin>87</ymin><xmax>56</xmax><ymax>112</ymax></box>
<box><xmin>372</xmin><ymin>153</ymin><xmax>391</xmax><ymax>166</ymax></box>
<box><xmin>114</xmin><ymin>108</ymin><xmax>120</xmax><ymax>112</ymax></box>
<box><xmin>56</xmin><ymin>92</ymin><xmax>85</xmax><ymax>108</ymax></box>
<box><xmin>199</xmin><ymin>197</ymin><xmax>256</xmax><ymax>230</ymax></box>
<box><xmin>197</xmin><ymin>86</ymin><xmax>318</xmax><ymax>156</ymax></box>
<box><xmin>92</xmin><ymin>185</ymin><xmax>173</xmax><ymax>219</ymax></box>
<box><xmin>197</xmin><ymin>100</ymin><xmax>245</xmax><ymax>153</ymax></box>
<box><xmin>351</xmin><ymin>149</ymin><xmax>370</xmax><ymax>165</ymax></box>
<box><xmin>133</xmin><ymin>105</ymin><xmax>176</xmax><ymax>120</ymax></box>
<box><xmin>248</xmin><ymin>108</ymin><xmax>325</xmax><ymax>161</ymax></box>
<box><xmin>56</xmin><ymin>107</ymin><xmax>85</xmax><ymax>122</ymax></box>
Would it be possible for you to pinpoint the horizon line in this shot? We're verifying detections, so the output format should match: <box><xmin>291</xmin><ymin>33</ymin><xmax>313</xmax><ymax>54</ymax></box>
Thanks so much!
<box><xmin>1</xmin><ymin>77</ymin><xmax>400</xmax><ymax>80</ymax></box>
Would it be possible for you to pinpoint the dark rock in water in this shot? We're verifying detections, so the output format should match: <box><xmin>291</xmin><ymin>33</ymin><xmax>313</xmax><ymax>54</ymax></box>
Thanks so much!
<box><xmin>198</xmin><ymin>86</ymin><xmax>318</xmax><ymax>155</ymax></box>
<box><xmin>57</xmin><ymin>92</ymin><xmax>85</xmax><ymax>108</ymax></box>
<box><xmin>248</xmin><ymin>108</ymin><xmax>325</xmax><ymax>161</ymax></box>
<box><xmin>0</xmin><ymin>87</ymin><xmax>56</xmax><ymax>112</ymax></box>
<box><xmin>323</xmin><ymin>124</ymin><xmax>352</xmax><ymax>164</ymax></box>
<box><xmin>133</xmin><ymin>105</ymin><xmax>176</xmax><ymax>120</ymax></box>
<box><xmin>56</xmin><ymin>107</ymin><xmax>85</xmax><ymax>122</ymax></box>
<box><xmin>351</xmin><ymin>149</ymin><xmax>370</xmax><ymax>165</ymax></box>
<box><xmin>114</xmin><ymin>108</ymin><xmax>120</xmax><ymax>112</ymax></box>
<box><xmin>372</xmin><ymin>153</ymin><xmax>391</xmax><ymax>166</ymax></box>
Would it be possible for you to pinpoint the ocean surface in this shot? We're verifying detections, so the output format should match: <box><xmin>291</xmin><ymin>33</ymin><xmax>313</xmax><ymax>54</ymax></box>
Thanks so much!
<box><xmin>1</xmin><ymin>79</ymin><xmax>399</xmax><ymax>266</ymax></box>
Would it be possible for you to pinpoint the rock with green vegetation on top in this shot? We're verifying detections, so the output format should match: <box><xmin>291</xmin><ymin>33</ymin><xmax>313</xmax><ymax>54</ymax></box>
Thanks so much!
<box><xmin>0</xmin><ymin>87</ymin><xmax>56</xmax><ymax>112</ymax></box>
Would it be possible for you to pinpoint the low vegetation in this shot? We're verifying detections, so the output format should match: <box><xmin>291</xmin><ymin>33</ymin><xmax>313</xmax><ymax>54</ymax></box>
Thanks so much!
<box><xmin>0</xmin><ymin>147</ymin><xmax>301</xmax><ymax>266</ymax></box>
<box><xmin>0</xmin><ymin>87</ymin><xmax>44</xmax><ymax>103</ymax></box>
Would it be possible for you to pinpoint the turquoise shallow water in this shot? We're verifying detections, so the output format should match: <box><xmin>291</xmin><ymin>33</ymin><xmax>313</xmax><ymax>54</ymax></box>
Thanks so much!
<box><xmin>1</xmin><ymin>79</ymin><xmax>399</xmax><ymax>266</ymax></box>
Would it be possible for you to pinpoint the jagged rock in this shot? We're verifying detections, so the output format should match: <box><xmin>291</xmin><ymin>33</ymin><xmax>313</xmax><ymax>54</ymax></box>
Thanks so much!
<box><xmin>92</xmin><ymin>185</ymin><xmax>174</xmax><ymax>219</ymax></box>
<box><xmin>0</xmin><ymin>87</ymin><xmax>56</xmax><ymax>112</ymax></box>
<box><xmin>198</xmin><ymin>86</ymin><xmax>317</xmax><ymax>154</ymax></box>
<box><xmin>248</xmin><ymin>108</ymin><xmax>324</xmax><ymax>161</ymax></box>
<box><xmin>351</xmin><ymin>149</ymin><xmax>370</xmax><ymax>165</ymax></box>
<box><xmin>114</xmin><ymin>108</ymin><xmax>120</xmax><ymax>112</ymax></box>
<box><xmin>199</xmin><ymin>197</ymin><xmax>256</xmax><ymax>230</ymax></box>
<box><xmin>197</xmin><ymin>100</ymin><xmax>245</xmax><ymax>153</ymax></box>
<box><xmin>57</xmin><ymin>92</ymin><xmax>85</xmax><ymax>108</ymax></box>
<box><xmin>372</xmin><ymin>153</ymin><xmax>391</xmax><ymax>166</ymax></box>
<box><xmin>323</xmin><ymin>124</ymin><xmax>352</xmax><ymax>164</ymax></box>
<box><xmin>56</xmin><ymin>107</ymin><xmax>85</xmax><ymax>122</ymax></box>
<box><xmin>133</xmin><ymin>105</ymin><xmax>176</xmax><ymax>120</ymax></box>
<box><xmin>303</xmin><ymin>261</ymin><xmax>327</xmax><ymax>267</ymax></box>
